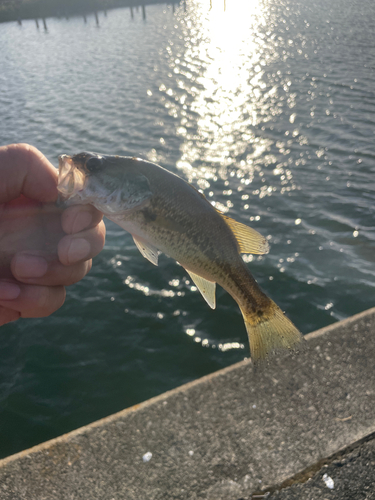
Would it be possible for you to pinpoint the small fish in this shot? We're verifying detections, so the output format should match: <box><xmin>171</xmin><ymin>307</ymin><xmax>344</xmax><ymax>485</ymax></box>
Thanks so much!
<box><xmin>57</xmin><ymin>152</ymin><xmax>304</xmax><ymax>361</ymax></box>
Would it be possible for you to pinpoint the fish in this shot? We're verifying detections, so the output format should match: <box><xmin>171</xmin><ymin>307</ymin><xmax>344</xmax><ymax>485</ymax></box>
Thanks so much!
<box><xmin>57</xmin><ymin>152</ymin><xmax>304</xmax><ymax>362</ymax></box>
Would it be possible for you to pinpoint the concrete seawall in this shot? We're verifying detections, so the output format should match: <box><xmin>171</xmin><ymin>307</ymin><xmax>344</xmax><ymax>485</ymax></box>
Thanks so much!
<box><xmin>1</xmin><ymin>307</ymin><xmax>374</xmax><ymax>499</ymax></box>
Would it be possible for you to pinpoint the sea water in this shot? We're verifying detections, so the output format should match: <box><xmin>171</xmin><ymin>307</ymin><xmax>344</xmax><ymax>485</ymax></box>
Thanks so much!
<box><xmin>0</xmin><ymin>0</ymin><xmax>374</xmax><ymax>458</ymax></box>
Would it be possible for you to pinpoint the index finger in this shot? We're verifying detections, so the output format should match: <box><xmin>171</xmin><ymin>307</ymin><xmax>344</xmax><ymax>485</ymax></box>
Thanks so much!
<box><xmin>0</xmin><ymin>144</ymin><xmax>58</xmax><ymax>204</ymax></box>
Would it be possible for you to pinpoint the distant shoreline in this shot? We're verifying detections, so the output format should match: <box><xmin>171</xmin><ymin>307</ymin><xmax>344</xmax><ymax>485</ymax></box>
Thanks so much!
<box><xmin>0</xmin><ymin>0</ymin><xmax>181</xmax><ymax>24</ymax></box>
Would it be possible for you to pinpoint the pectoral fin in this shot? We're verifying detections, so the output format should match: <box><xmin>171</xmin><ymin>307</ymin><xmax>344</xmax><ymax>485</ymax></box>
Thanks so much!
<box><xmin>221</xmin><ymin>215</ymin><xmax>269</xmax><ymax>255</ymax></box>
<box><xmin>133</xmin><ymin>236</ymin><xmax>159</xmax><ymax>266</ymax></box>
<box><xmin>185</xmin><ymin>270</ymin><xmax>216</xmax><ymax>309</ymax></box>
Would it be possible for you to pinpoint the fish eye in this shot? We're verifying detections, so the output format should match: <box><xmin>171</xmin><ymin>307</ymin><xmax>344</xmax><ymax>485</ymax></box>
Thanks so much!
<box><xmin>86</xmin><ymin>157</ymin><xmax>103</xmax><ymax>172</ymax></box>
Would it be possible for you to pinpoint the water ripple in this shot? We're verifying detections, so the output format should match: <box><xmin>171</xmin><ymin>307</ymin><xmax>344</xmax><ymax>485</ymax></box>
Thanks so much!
<box><xmin>0</xmin><ymin>0</ymin><xmax>374</xmax><ymax>457</ymax></box>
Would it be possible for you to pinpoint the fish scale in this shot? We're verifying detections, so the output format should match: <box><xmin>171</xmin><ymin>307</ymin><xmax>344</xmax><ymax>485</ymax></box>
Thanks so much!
<box><xmin>57</xmin><ymin>152</ymin><xmax>305</xmax><ymax>362</ymax></box>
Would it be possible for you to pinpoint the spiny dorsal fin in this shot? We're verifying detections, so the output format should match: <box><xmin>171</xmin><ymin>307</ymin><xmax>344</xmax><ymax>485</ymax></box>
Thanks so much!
<box><xmin>185</xmin><ymin>269</ymin><xmax>216</xmax><ymax>309</ymax></box>
<box><xmin>133</xmin><ymin>235</ymin><xmax>159</xmax><ymax>266</ymax></box>
<box><xmin>221</xmin><ymin>215</ymin><xmax>269</xmax><ymax>255</ymax></box>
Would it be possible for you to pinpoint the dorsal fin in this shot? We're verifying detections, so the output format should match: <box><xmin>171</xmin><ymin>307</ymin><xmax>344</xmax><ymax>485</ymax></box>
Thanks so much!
<box><xmin>221</xmin><ymin>215</ymin><xmax>269</xmax><ymax>255</ymax></box>
<box><xmin>132</xmin><ymin>235</ymin><xmax>159</xmax><ymax>266</ymax></box>
<box><xmin>185</xmin><ymin>269</ymin><xmax>216</xmax><ymax>309</ymax></box>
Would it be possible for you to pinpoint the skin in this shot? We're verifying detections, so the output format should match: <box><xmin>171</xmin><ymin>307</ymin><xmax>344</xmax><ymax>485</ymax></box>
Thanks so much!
<box><xmin>0</xmin><ymin>144</ymin><xmax>106</xmax><ymax>326</ymax></box>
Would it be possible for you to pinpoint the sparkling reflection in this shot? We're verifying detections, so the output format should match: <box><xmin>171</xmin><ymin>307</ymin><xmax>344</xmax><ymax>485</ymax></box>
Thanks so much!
<box><xmin>177</xmin><ymin>0</ymin><xmax>270</xmax><ymax>179</ymax></box>
<box><xmin>157</xmin><ymin>0</ymin><xmax>299</xmax><ymax>217</ymax></box>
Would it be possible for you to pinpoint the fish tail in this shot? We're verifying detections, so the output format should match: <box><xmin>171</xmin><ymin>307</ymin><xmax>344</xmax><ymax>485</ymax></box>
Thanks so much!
<box><xmin>241</xmin><ymin>300</ymin><xmax>305</xmax><ymax>362</ymax></box>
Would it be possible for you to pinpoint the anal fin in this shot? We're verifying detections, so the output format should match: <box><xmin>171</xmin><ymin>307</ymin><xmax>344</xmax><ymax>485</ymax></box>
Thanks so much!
<box><xmin>133</xmin><ymin>235</ymin><xmax>159</xmax><ymax>266</ymax></box>
<box><xmin>185</xmin><ymin>270</ymin><xmax>216</xmax><ymax>309</ymax></box>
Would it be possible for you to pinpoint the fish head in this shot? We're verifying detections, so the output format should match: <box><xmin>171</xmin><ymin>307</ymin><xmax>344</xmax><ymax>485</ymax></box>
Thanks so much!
<box><xmin>57</xmin><ymin>152</ymin><xmax>152</xmax><ymax>215</ymax></box>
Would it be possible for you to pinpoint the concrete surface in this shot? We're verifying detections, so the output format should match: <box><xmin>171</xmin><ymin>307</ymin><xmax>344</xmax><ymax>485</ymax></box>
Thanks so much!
<box><xmin>266</xmin><ymin>433</ymin><xmax>375</xmax><ymax>500</ymax></box>
<box><xmin>0</xmin><ymin>307</ymin><xmax>374</xmax><ymax>500</ymax></box>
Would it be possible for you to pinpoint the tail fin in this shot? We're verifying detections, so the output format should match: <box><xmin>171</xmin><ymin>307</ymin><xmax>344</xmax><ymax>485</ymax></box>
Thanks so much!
<box><xmin>241</xmin><ymin>300</ymin><xmax>305</xmax><ymax>362</ymax></box>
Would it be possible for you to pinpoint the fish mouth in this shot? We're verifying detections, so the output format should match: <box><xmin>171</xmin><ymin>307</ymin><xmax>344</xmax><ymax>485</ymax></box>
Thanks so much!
<box><xmin>57</xmin><ymin>154</ymin><xmax>87</xmax><ymax>201</ymax></box>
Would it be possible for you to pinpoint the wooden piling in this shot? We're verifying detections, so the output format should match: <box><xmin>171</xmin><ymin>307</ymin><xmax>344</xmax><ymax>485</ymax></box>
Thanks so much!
<box><xmin>142</xmin><ymin>4</ymin><xmax>146</xmax><ymax>19</ymax></box>
<box><xmin>42</xmin><ymin>18</ymin><xmax>47</xmax><ymax>30</ymax></box>
<box><xmin>17</xmin><ymin>18</ymin><xmax>22</xmax><ymax>25</ymax></box>
<box><xmin>95</xmin><ymin>11</ymin><xmax>99</xmax><ymax>26</ymax></box>
<box><xmin>35</xmin><ymin>19</ymin><xmax>39</xmax><ymax>29</ymax></box>
<box><xmin>130</xmin><ymin>6</ymin><xmax>134</xmax><ymax>19</ymax></box>
<box><xmin>83</xmin><ymin>14</ymin><xmax>87</xmax><ymax>23</ymax></box>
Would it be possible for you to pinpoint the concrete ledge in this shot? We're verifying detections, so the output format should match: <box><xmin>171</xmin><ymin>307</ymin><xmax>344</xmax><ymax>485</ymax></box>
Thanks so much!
<box><xmin>1</xmin><ymin>307</ymin><xmax>374</xmax><ymax>499</ymax></box>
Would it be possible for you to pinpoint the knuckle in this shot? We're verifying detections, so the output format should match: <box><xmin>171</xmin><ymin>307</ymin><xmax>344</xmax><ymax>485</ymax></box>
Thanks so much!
<box><xmin>34</xmin><ymin>286</ymin><xmax>51</xmax><ymax>312</ymax></box>
<box><xmin>65</xmin><ymin>262</ymin><xmax>90</xmax><ymax>285</ymax></box>
<box><xmin>35</xmin><ymin>286</ymin><xmax>66</xmax><ymax>316</ymax></box>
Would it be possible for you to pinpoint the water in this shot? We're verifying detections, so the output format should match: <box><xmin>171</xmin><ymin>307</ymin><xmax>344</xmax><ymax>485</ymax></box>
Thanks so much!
<box><xmin>0</xmin><ymin>0</ymin><xmax>374</xmax><ymax>459</ymax></box>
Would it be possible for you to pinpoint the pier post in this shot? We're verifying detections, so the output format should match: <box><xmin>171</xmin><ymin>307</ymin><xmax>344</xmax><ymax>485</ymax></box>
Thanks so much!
<box><xmin>95</xmin><ymin>11</ymin><xmax>99</xmax><ymax>26</ymax></box>
<box><xmin>83</xmin><ymin>14</ymin><xmax>87</xmax><ymax>23</ymax></box>
<box><xmin>42</xmin><ymin>18</ymin><xmax>47</xmax><ymax>30</ymax></box>
<box><xmin>130</xmin><ymin>6</ymin><xmax>134</xmax><ymax>19</ymax></box>
<box><xmin>142</xmin><ymin>4</ymin><xmax>146</xmax><ymax>19</ymax></box>
<box><xmin>35</xmin><ymin>19</ymin><xmax>39</xmax><ymax>29</ymax></box>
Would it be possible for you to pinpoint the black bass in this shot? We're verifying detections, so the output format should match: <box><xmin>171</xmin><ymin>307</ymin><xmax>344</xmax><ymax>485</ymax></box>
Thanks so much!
<box><xmin>57</xmin><ymin>153</ymin><xmax>304</xmax><ymax>361</ymax></box>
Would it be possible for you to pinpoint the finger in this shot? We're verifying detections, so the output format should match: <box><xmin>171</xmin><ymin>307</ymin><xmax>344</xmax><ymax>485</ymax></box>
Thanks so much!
<box><xmin>11</xmin><ymin>219</ymin><xmax>104</xmax><ymax>284</ymax></box>
<box><xmin>58</xmin><ymin>220</ymin><xmax>106</xmax><ymax>266</ymax></box>
<box><xmin>61</xmin><ymin>204</ymin><xmax>103</xmax><ymax>235</ymax></box>
<box><xmin>0</xmin><ymin>306</ymin><xmax>20</xmax><ymax>326</ymax></box>
<box><xmin>11</xmin><ymin>256</ymin><xmax>92</xmax><ymax>287</ymax></box>
<box><xmin>0</xmin><ymin>144</ymin><xmax>57</xmax><ymax>204</ymax></box>
<box><xmin>0</xmin><ymin>280</ymin><xmax>66</xmax><ymax>319</ymax></box>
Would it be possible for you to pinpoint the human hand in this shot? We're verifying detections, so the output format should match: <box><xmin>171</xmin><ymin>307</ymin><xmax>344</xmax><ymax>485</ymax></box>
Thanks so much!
<box><xmin>0</xmin><ymin>143</ymin><xmax>106</xmax><ymax>326</ymax></box>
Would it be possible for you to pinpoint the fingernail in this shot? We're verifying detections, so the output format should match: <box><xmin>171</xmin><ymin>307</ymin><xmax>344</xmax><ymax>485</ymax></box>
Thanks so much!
<box><xmin>14</xmin><ymin>255</ymin><xmax>48</xmax><ymax>278</ymax></box>
<box><xmin>72</xmin><ymin>211</ymin><xmax>93</xmax><ymax>233</ymax></box>
<box><xmin>67</xmin><ymin>238</ymin><xmax>90</xmax><ymax>263</ymax></box>
<box><xmin>0</xmin><ymin>281</ymin><xmax>21</xmax><ymax>300</ymax></box>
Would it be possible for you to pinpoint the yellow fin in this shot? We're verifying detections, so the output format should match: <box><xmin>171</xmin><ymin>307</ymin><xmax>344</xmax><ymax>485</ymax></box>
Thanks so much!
<box><xmin>221</xmin><ymin>215</ymin><xmax>269</xmax><ymax>255</ymax></box>
<box><xmin>132</xmin><ymin>235</ymin><xmax>159</xmax><ymax>266</ymax></box>
<box><xmin>241</xmin><ymin>300</ymin><xmax>305</xmax><ymax>362</ymax></box>
<box><xmin>185</xmin><ymin>270</ymin><xmax>216</xmax><ymax>309</ymax></box>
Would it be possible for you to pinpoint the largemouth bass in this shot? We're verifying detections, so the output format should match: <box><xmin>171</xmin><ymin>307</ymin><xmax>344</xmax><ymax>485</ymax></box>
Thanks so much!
<box><xmin>57</xmin><ymin>152</ymin><xmax>304</xmax><ymax>361</ymax></box>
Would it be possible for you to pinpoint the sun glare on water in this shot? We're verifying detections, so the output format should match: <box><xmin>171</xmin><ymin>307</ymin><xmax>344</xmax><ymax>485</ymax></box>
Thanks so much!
<box><xmin>173</xmin><ymin>0</ymin><xmax>272</xmax><ymax>192</ymax></box>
